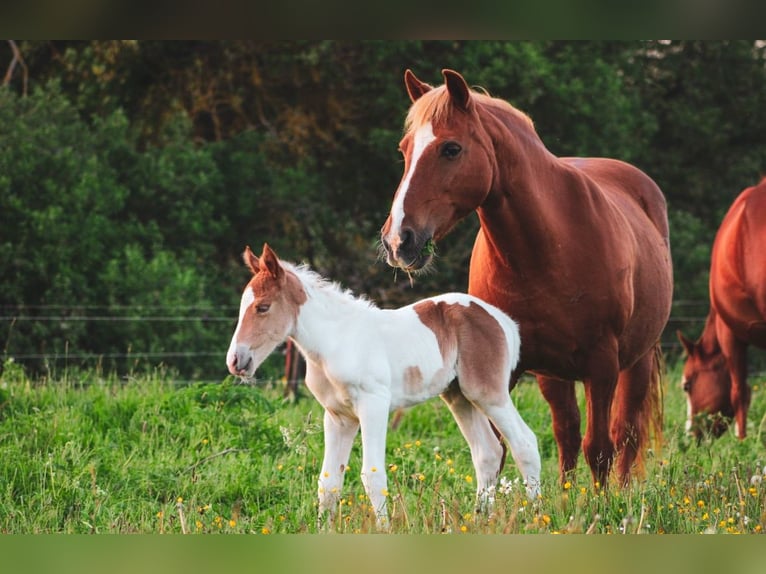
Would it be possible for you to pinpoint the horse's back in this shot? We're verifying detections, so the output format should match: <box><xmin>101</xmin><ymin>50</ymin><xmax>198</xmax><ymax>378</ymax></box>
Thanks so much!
<box><xmin>558</xmin><ymin>157</ymin><xmax>673</xmax><ymax>364</ymax></box>
<box><xmin>561</xmin><ymin>157</ymin><xmax>670</xmax><ymax>244</ymax></box>
<box><xmin>710</xmin><ymin>180</ymin><xmax>766</xmax><ymax>347</ymax></box>
<box><xmin>422</xmin><ymin>293</ymin><xmax>520</xmax><ymax>376</ymax></box>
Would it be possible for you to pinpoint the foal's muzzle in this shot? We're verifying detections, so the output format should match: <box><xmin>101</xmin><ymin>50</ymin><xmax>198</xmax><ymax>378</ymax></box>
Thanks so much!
<box><xmin>227</xmin><ymin>346</ymin><xmax>255</xmax><ymax>377</ymax></box>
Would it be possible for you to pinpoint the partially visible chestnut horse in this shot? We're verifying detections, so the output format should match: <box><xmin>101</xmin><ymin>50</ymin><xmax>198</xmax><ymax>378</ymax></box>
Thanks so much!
<box><xmin>677</xmin><ymin>178</ymin><xmax>766</xmax><ymax>440</ymax></box>
<box><xmin>380</xmin><ymin>69</ymin><xmax>673</xmax><ymax>486</ymax></box>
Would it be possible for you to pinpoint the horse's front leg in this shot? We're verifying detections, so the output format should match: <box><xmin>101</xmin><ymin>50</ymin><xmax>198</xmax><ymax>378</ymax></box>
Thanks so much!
<box><xmin>317</xmin><ymin>409</ymin><xmax>359</xmax><ymax>529</ymax></box>
<box><xmin>357</xmin><ymin>392</ymin><xmax>392</xmax><ymax>531</ymax></box>
<box><xmin>719</xmin><ymin>327</ymin><xmax>751</xmax><ymax>439</ymax></box>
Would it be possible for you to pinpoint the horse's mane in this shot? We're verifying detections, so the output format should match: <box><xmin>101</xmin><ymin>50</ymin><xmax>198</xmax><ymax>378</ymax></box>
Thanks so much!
<box><xmin>282</xmin><ymin>261</ymin><xmax>377</xmax><ymax>311</ymax></box>
<box><xmin>404</xmin><ymin>85</ymin><xmax>535</xmax><ymax>135</ymax></box>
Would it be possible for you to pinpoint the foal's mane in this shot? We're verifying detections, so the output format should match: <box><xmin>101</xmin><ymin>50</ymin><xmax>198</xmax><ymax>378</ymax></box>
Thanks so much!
<box><xmin>282</xmin><ymin>261</ymin><xmax>377</xmax><ymax>311</ymax></box>
<box><xmin>404</xmin><ymin>85</ymin><xmax>535</xmax><ymax>135</ymax></box>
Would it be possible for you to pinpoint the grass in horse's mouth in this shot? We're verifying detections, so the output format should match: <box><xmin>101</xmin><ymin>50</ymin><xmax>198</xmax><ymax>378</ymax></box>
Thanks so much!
<box><xmin>421</xmin><ymin>238</ymin><xmax>436</xmax><ymax>257</ymax></box>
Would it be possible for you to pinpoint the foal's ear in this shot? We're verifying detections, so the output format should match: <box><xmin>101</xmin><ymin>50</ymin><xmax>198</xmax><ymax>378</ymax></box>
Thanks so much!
<box><xmin>442</xmin><ymin>69</ymin><xmax>471</xmax><ymax>112</ymax></box>
<box><xmin>260</xmin><ymin>243</ymin><xmax>284</xmax><ymax>281</ymax></box>
<box><xmin>243</xmin><ymin>245</ymin><xmax>260</xmax><ymax>274</ymax></box>
<box><xmin>676</xmin><ymin>330</ymin><xmax>696</xmax><ymax>356</ymax></box>
<box><xmin>404</xmin><ymin>69</ymin><xmax>432</xmax><ymax>102</ymax></box>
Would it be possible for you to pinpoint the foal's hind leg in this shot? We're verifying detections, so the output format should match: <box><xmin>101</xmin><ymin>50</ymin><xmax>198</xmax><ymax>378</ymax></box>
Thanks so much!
<box><xmin>440</xmin><ymin>383</ymin><xmax>505</xmax><ymax>510</ymax></box>
<box><xmin>537</xmin><ymin>376</ymin><xmax>581</xmax><ymax>483</ymax></box>
<box><xmin>471</xmin><ymin>392</ymin><xmax>541</xmax><ymax>500</ymax></box>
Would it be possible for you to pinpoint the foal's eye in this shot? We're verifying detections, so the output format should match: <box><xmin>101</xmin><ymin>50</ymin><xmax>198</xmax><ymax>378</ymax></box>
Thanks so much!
<box><xmin>440</xmin><ymin>141</ymin><xmax>462</xmax><ymax>159</ymax></box>
<box><xmin>682</xmin><ymin>378</ymin><xmax>691</xmax><ymax>393</ymax></box>
<box><xmin>255</xmin><ymin>303</ymin><xmax>271</xmax><ymax>314</ymax></box>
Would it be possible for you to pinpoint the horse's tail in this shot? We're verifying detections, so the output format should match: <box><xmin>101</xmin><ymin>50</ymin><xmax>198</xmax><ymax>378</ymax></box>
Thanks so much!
<box><xmin>635</xmin><ymin>342</ymin><xmax>665</xmax><ymax>473</ymax></box>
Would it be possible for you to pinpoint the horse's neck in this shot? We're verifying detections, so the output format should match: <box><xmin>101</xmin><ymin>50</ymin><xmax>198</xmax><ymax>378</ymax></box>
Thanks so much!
<box><xmin>477</xmin><ymin>106</ymin><xmax>599</xmax><ymax>265</ymax></box>
<box><xmin>291</xmin><ymin>283</ymin><xmax>369</xmax><ymax>360</ymax></box>
<box><xmin>699</xmin><ymin>308</ymin><xmax>722</xmax><ymax>354</ymax></box>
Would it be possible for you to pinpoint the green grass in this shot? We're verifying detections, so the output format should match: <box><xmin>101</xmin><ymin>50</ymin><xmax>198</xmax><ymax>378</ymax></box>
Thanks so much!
<box><xmin>0</xmin><ymin>358</ymin><xmax>764</xmax><ymax>534</ymax></box>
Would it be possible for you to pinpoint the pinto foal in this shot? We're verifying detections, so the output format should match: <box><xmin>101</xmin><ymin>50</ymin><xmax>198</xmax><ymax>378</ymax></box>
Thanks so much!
<box><xmin>226</xmin><ymin>243</ymin><xmax>541</xmax><ymax>529</ymax></box>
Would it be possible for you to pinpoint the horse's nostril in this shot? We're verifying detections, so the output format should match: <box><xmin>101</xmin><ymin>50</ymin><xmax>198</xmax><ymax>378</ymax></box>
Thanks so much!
<box><xmin>400</xmin><ymin>228</ymin><xmax>414</xmax><ymax>250</ymax></box>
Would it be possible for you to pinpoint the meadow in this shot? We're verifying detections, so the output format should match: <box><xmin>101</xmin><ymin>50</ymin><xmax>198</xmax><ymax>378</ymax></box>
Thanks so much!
<box><xmin>0</xmin><ymin>357</ymin><xmax>764</xmax><ymax>534</ymax></box>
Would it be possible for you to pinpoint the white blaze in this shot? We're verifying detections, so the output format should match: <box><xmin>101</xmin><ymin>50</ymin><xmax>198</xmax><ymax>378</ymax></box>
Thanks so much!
<box><xmin>387</xmin><ymin>122</ymin><xmax>436</xmax><ymax>241</ymax></box>
<box><xmin>227</xmin><ymin>286</ymin><xmax>254</xmax><ymax>364</ymax></box>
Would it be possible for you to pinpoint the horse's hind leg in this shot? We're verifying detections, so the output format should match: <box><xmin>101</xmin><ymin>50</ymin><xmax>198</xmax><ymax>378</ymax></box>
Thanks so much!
<box><xmin>582</xmin><ymin>350</ymin><xmax>620</xmax><ymax>487</ymax></box>
<box><xmin>440</xmin><ymin>383</ymin><xmax>505</xmax><ymax>510</ymax></box>
<box><xmin>537</xmin><ymin>376</ymin><xmax>581</xmax><ymax>483</ymax></box>
<box><xmin>611</xmin><ymin>345</ymin><xmax>662</xmax><ymax>485</ymax></box>
<box><xmin>472</xmin><ymin>391</ymin><xmax>541</xmax><ymax>500</ymax></box>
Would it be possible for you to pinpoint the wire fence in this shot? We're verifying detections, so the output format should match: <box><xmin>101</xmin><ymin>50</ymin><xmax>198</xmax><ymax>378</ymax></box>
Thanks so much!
<box><xmin>2</xmin><ymin>299</ymin><xmax>764</xmax><ymax>378</ymax></box>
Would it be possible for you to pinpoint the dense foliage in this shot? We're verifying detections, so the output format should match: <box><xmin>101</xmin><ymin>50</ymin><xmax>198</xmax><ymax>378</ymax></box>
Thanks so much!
<box><xmin>2</xmin><ymin>41</ymin><xmax>766</xmax><ymax>378</ymax></box>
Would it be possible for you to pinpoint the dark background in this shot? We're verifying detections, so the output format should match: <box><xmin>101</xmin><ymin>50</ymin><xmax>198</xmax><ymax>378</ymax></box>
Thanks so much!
<box><xmin>2</xmin><ymin>41</ymin><xmax>765</xmax><ymax>380</ymax></box>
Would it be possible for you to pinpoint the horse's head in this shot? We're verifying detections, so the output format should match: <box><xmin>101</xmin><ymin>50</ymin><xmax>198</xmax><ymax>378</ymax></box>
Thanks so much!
<box><xmin>380</xmin><ymin>69</ymin><xmax>497</xmax><ymax>272</ymax></box>
<box><xmin>226</xmin><ymin>243</ymin><xmax>306</xmax><ymax>378</ymax></box>
<box><xmin>677</xmin><ymin>330</ymin><xmax>734</xmax><ymax>439</ymax></box>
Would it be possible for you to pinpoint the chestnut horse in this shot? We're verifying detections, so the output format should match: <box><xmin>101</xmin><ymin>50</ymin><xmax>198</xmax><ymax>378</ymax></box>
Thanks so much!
<box><xmin>227</xmin><ymin>243</ymin><xmax>541</xmax><ymax>529</ymax></box>
<box><xmin>380</xmin><ymin>69</ymin><xmax>673</xmax><ymax>486</ymax></box>
<box><xmin>677</xmin><ymin>178</ymin><xmax>766</xmax><ymax>440</ymax></box>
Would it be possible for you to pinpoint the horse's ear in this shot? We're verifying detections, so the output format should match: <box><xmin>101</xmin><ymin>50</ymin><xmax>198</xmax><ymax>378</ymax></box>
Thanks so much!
<box><xmin>404</xmin><ymin>69</ymin><xmax>432</xmax><ymax>102</ymax></box>
<box><xmin>243</xmin><ymin>245</ymin><xmax>260</xmax><ymax>274</ymax></box>
<box><xmin>676</xmin><ymin>330</ymin><xmax>696</xmax><ymax>356</ymax></box>
<box><xmin>260</xmin><ymin>243</ymin><xmax>284</xmax><ymax>281</ymax></box>
<box><xmin>442</xmin><ymin>69</ymin><xmax>471</xmax><ymax>111</ymax></box>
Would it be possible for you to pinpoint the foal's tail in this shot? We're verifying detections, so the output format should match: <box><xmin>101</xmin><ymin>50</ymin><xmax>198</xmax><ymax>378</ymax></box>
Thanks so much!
<box><xmin>636</xmin><ymin>342</ymin><xmax>665</xmax><ymax>472</ymax></box>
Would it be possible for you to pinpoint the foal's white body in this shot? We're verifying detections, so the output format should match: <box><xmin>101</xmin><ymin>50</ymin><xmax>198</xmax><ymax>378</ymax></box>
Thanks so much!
<box><xmin>227</xmin><ymin>245</ymin><xmax>541</xmax><ymax>529</ymax></box>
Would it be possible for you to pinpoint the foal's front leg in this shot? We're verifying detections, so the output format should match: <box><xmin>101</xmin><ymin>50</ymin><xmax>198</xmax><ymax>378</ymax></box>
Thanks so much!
<box><xmin>317</xmin><ymin>410</ymin><xmax>359</xmax><ymax>527</ymax></box>
<box><xmin>356</xmin><ymin>392</ymin><xmax>392</xmax><ymax>531</ymax></box>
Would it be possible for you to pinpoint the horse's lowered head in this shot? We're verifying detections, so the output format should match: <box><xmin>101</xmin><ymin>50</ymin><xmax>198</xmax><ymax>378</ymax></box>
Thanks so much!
<box><xmin>677</xmin><ymin>330</ymin><xmax>734</xmax><ymax>439</ymax></box>
<box><xmin>226</xmin><ymin>243</ymin><xmax>306</xmax><ymax>378</ymax></box>
<box><xmin>380</xmin><ymin>69</ymin><xmax>501</xmax><ymax>272</ymax></box>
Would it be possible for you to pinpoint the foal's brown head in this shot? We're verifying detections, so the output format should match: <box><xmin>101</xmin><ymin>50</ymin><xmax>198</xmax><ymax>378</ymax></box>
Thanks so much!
<box><xmin>380</xmin><ymin>69</ymin><xmax>511</xmax><ymax>272</ymax></box>
<box><xmin>226</xmin><ymin>244</ymin><xmax>306</xmax><ymax>378</ymax></box>
<box><xmin>677</xmin><ymin>331</ymin><xmax>733</xmax><ymax>439</ymax></box>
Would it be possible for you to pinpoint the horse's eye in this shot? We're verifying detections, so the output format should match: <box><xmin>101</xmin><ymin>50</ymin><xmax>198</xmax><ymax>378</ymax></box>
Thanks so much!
<box><xmin>440</xmin><ymin>142</ymin><xmax>462</xmax><ymax>159</ymax></box>
<box><xmin>682</xmin><ymin>378</ymin><xmax>691</xmax><ymax>393</ymax></box>
<box><xmin>255</xmin><ymin>303</ymin><xmax>271</xmax><ymax>314</ymax></box>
